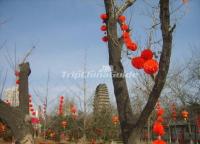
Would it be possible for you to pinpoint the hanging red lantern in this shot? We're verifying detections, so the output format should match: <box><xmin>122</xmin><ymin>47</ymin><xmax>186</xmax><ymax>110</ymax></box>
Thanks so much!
<box><xmin>126</xmin><ymin>42</ymin><xmax>137</xmax><ymax>51</ymax></box>
<box><xmin>152</xmin><ymin>139</ymin><xmax>166</xmax><ymax>144</ymax></box>
<box><xmin>16</xmin><ymin>80</ymin><xmax>20</xmax><ymax>84</ymax></box>
<box><xmin>29</xmin><ymin>104</ymin><xmax>33</xmax><ymax>107</ymax></box>
<box><xmin>143</xmin><ymin>59</ymin><xmax>159</xmax><ymax>74</ymax></box>
<box><xmin>156</xmin><ymin>107</ymin><xmax>164</xmax><ymax>116</ymax></box>
<box><xmin>100</xmin><ymin>25</ymin><xmax>107</xmax><ymax>31</ymax></box>
<box><xmin>30</xmin><ymin>108</ymin><xmax>34</xmax><ymax>112</ymax></box>
<box><xmin>70</xmin><ymin>105</ymin><xmax>77</xmax><ymax>114</ymax></box>
<box><xmin>153</xmin><ymin>122</ymin><xmax>165</xmax><ymax>136</ymax></box>
<box><xmin>141</xmin><ymin>49</ymin><xmax>153</xmax><ymax>60</ymax></box>
<box><xmin>112</xmin><ymin>115</ymin><xmax>119</xmax><ymax>125</ymax></box>
<box><xmin>102</xmin><ymin>36</ymin><xmax>108</xmax><ymax>42</ymax></box>
<box><xmin>60</xmin><ymin>96</ymin><xmax>64</xmax><ymax>99</ymax></box>
<box><xmin>181</xmin><ymin>110</ymin><xmax>189</xmax><ymax>120</ymax></box>
<box><xmin>156</xmin><ymin>116</ymin><xmax>164</xmax><ymax>123</ymax></box>
<box><xmin>131</xmin><ymin>57</ymin><xmax>145</xmax><ymax>69</ymax></box>
<box><xmin>100</xmin><ymin>13</ymin><xmax>108</xmax><ymax>21</ymax></box>
<box><xmin>118</xmin><ymin>15</ymin><xmax>126</xmax><ymax>23</ymax></box>
<box><xmin>121</xmin><ymin>24</ymin><xmax>129</xmax><ymax>31</ymax></box>
<box><xmin>122</xmin><ymin>32</ymin><xmax>130</xmax><ymax>39</ymax></box>
<box><xmin>32</xmin><ymin>112</ymin><xmax>36</xmax><ymax>116</ymax></box>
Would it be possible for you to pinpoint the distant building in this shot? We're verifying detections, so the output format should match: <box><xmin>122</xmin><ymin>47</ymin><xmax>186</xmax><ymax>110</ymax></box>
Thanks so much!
<box><xmin>3</xmin><ymin>86</ymin><xmax>19</xmax><ymax>107</ymax></box>
<box><xmin>93</xmin><ymin>83</ymin><xmax>111</xmax><ymax>113</ymax></box>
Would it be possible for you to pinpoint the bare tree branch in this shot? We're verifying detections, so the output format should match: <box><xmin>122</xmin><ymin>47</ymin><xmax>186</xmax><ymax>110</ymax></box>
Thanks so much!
<box><xmin>116</xmin><ymin>0</ymin><xmax>136</xmax><ymax>18</ymax></box>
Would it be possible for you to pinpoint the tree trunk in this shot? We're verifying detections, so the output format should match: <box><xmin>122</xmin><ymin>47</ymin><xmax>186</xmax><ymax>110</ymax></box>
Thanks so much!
<box><xmin>0</xmin><ymin>62</ymin><xmax>34</xmax><ymax>143</ymax></box>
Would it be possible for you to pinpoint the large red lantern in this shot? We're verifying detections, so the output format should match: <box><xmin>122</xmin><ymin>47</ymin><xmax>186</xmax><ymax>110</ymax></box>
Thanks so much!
<box><xmin>143</xmin><ymin>59</ymin><xmax>159</xmax><ymax>74</ymax></box>
<box><xmin>100</xmin><ymin>13</ymin><xmax>108</xmax><ymax>21</ymax></box>
<box><xmin>141</xmin><ymin>49</ymin><xmax>153</xmax><ymax>60</ymax></box>
<box><xmin>131</xmin><ymin>57</ymin><xmax>145</xmax><ymax>69</ymax></box>
<box><xmin>118</xmin><ymin>15</ymin><xmax>126</xmax><ymax>23</ymax></box>
<box><xmin>153</xmin><ymin>122</ymin><xmax>165</xmax><ymax>136</ymax></box>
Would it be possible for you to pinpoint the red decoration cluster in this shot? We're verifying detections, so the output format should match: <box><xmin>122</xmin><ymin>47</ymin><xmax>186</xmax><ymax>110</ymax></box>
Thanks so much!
<box><xmin>131</xmin><ymin>49</ymin><xmax>159</xmax><ymax>74</ymax></box>
<box><xmin>29</xmin><ymin>95</ymin><xmax>36</xmax><ymax>116</ymax></box>
<box><xmin>119</xmin><ymin>15</ymin><xmax>137</xmax><ymax>51</ymax></box>
<box><xmin>15</xmin><ymin>70</ymin><xmax>20</xmax><ymax>85</ymax></box>
<box><xmin>100</xmin><ymin>13</ymin><xmax>108</xmax><ymax>42</ymax></box>
<box><xmin>152</xmin><ymin>103</ymin><xmax>166</xmax><ymax>144</ymax></box>
<box><xmin>58</xmin><ymin>96</ymin><xmax>64</xmax><ymax>116</ymax></box>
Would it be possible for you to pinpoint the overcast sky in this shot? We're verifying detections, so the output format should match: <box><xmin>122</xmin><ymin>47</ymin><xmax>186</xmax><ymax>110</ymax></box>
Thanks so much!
<box><xmin>0</xmin><ymin>0</ymin><xmax>199</xmax><ymax>112</ymax></box>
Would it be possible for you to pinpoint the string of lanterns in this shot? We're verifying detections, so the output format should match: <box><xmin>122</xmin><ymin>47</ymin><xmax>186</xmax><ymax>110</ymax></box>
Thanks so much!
<box><xmin>152</xmin><ymin>103</ymin><xmax>166</xmax><ymax>144</ymax></box>
<box><xmin>29</xmin><ymin>95</ymin><xmax>36</xmax><ymax>116</ymax></box>
<box><xmin>58</xmin><ymin>96</ymin><xmax>64</xmax><ymax>116</ymax></box>
<box><xmin>99</xmin><ymin>12</ymin><xmax>159</xmax><ymax>75</ymax></box>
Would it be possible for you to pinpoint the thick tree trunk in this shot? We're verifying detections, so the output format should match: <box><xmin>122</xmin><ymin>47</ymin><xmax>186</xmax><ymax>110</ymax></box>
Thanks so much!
<box><xmin>0</xmin><ymin>62</ymin><xmax>34</xmax><ymax>143</ymax></box>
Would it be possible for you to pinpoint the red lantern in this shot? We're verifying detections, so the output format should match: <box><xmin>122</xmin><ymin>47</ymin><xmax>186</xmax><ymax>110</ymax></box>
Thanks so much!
<box><xmin>122</xmin><ymin>32</ymin><xmax>130</xmax><ymax>39</ymax></box>
<box><xmin>102</xmin><ymin>36</ymin><xmax>108</xmax><ymax>42</ymax></box>
<box><xmin>141</xmin><ymin>49</ymin><xmax>153</xmax><ymax>60</ymax></box>
<box><xmin>121</xmin><ymin>24</ymin><xmax>129</xmax><ymax>31</ymax></box>
<box><xmin>153</xmin><ymin>122</ymin><xmax>165</xmax><ymax>136</ymax></box>
<box><xmin>30</xmin><ymin>108</ymin><xmax>34</xmax><ymax>112</ymax></box>
<box><xmin>131</xmin><ymin>57</ymin><xmax>145</xmax><ymax>69</ymax></box>
<box><xmin>112</xmin><ymin>115</ymin><xmax>119</xmax><ymax>125</ymax></box>
<box><xmin>29</xmin><ymin>104</ymin><xmax>33</xmax><ymax>107</ymax></box>
<box><xmin>100</xmin><ymin>25</ymin><xmax>107</xmax><ymax>31</ymax></box>
<box><xmin>32</xmin><ymin>112</ymin><xmax>36</xmax><ymax>116</ymax></box>
<box><xmin>60</xmin><ymin>96</ymin><xmax>64</xmax><ymax>99</ymax></box>
<box><xmin>126</xmin><ymin>42</ymin><xmax>137</xmax><ymax>51</ymax></box>
<box><xmin>100</xmin><ymin>13</ymin><xmax>108</xmax><ymax>21</ymax></box>
<box><xmin>70</xmin><ymin>105</ymin><xmax>77</xmax><ymax>114</ymax></box>
<box><xmin>152</xmin><ymin>139</ymin><xmax>166</xmax><ymax>144</ymax></box>
<box><xmin>181</xmin><ymin>110</ymin><xmax>189</xmax><ymax>120</ymax></box>
<box><xmin>143</xmin><ymin>59</ymin><xmax>159</xmax><ymax>74</ymax></box>
<box><xmin>118</xmin><ymin>15</ymin><xmax>126</xmax><ymax>23</ymax></box>
<box><xmin>16</xmin><ymin>80</ymin><xmax>20</xmax><ymax>84</ymax></box>
<box><xmin>156</xmin><ymin>107</ymin><xmax>164</xmax><ymax>116</ymax></box>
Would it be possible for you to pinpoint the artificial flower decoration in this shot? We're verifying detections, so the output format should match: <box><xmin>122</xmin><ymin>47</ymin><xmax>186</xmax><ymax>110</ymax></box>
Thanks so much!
<box><xmin>118</xmin><ymin>15</ymin><xmax>126</xmax><ymax>23</ymax></box>
<box><xmin>131</xmin><ymin>57</ymin><xmax>145</xmax><ymax>69</ymax></box>
<box><xmin>143</xmin><ymin>59</ymin><xmax>159</xmax><ymax>74</ymax></box>
<box><xmin>102</xmin><ymin>36</ymin><xmax>108</xmax><ymax>42</ymax></box>
<box><xmin>141</xmin><ymin>49</ymin><xmax>153</xmax><ymax>60</ymax></box>
<box><xmin>100</xmin><ymin>13</ymin><xmax>108</xmax><ymax>21</ymax></box>
<box><xmin>153</xmin><ymin>122</ymin><xmax>165</xmax><ymax>136</ymax></box>
<box><xmin>152</xmin><ymin>139</ymin><xmax>166</xmax><ymax>144</ymax></box>
<box><xmin>121</xmin><ymin>24</ymin><xmax>129</xmax><ymax>31</ymax></box>
<box><xmin>100</xmin><ymin>25</ymin><xmax>107</xmax><ymax>31</ymax></box>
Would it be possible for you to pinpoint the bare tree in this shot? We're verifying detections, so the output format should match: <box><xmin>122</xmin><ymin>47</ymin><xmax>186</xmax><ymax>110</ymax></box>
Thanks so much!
<box><xmin>102</xmin><ymin>0</ymin><xmax>176</xmax><ymax>143</ymax></box>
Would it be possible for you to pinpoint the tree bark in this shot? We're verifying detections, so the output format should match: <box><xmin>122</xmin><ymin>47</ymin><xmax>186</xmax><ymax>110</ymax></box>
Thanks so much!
<box><xmin>0</xmin><ymin>62</ymin><xmax>33</xmax><ymax>143</ymax></box>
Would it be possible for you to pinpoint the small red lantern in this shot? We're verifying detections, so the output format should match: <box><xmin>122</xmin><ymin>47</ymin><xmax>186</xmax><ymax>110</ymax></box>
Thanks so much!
<box><xmin>141</xmin><ymin>49</ymin><xmax>153</xmax><ymax>60</ymax></box>
<box><xmin>32</xmin><ymin>112</ymin><xmax>36</xmax><ymax>116</ymax></box>
<box><xmin>70</xmin><ymin>105</ymin><xmax>77</xmax><ymax>114</ymax></box>
<box><xmin>100</xmin><ymin>25</ymin><xmax>107</xmax><ymax>31</ymax></box>
<box><xmin>152</xmin><ymin>139</ymin><xmax>166</xmax><ymax>144</ymax></box>
<box><xmin>100</xmin><ymin>13</ymin><xmax>108</xmax><ymax>21</ymax></box>
<box><xmin>181</xmin><ymin>110</ymin><xmax>189</xmax><ymax>120</ymax></box>
<box><xmin>131</xmin><ymin>57</ymin><xmax>145</xmax><ymax>69</ymax></box>
<box><xmin>126</xmin><ymin>42</ymin><xmax>137</xmax><ymax>51</ymax></box>
<box><xmin>112</xmin><ymin>115</ymin><xmax>119</xmax><ymax>125</ymax></box>
<box><xmin>102</xmin><ymin>36</ymin><xmax>108</xmax><ymax>42</ymax></box>
<box><xmin>118</xmin><ymin>15</ymin><xmax>126</xmax><ymax>23</ymax></box>
<box><xmin>143</xmin><ymin>59</ymin><xmax>159</xmax><ymax>74</ymax></box>
<box><xmin>153</xmin><ymin>122</ymin><xmax>165</xmax><ymax>136</ymax></box>
<box><xmin>16</xmin><ymin>80</ymin><xmax>20</xmax><ymax>84</ymax></box>
<box><xmin>121</xmin><ymin>24</ymin><xmax>129</xmax><ymax>31</ymax></box>
<box><xmin>122</xmin><ymin>32</ymin><xmax>130</xmax><ymax>39</ymax></box>
<box><xmin>29</xmin><ymin>104</ymin><xmax>33</xmax><ymax>107</ymax></box>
